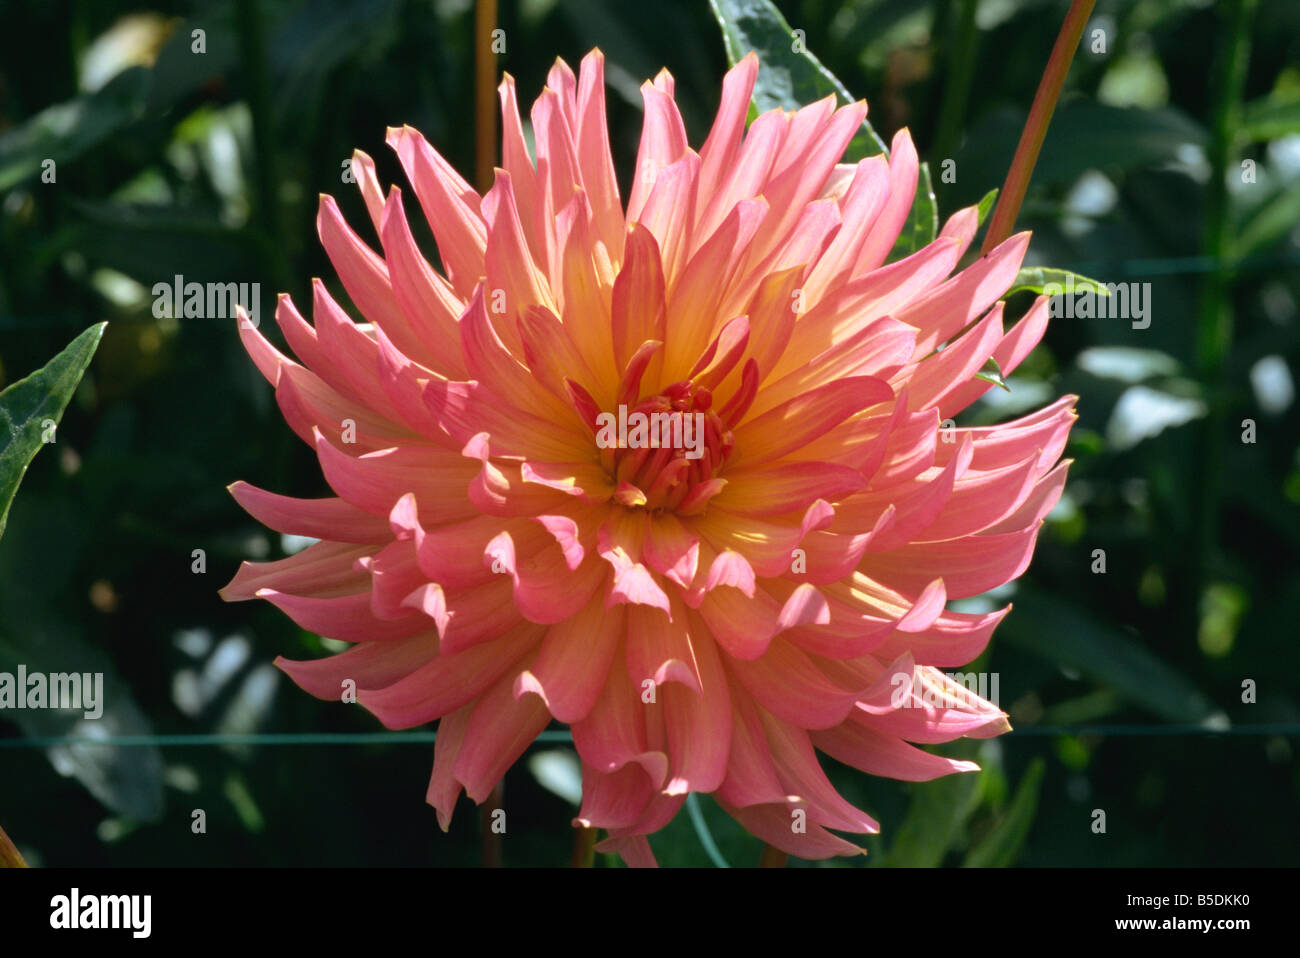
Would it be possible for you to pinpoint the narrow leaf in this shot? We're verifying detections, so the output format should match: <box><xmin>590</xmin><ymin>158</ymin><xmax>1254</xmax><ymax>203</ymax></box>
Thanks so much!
<box><xmin>1237</xmin><ymin>179</ymin><xmax>1300</xmax><ymax>257</ymax></box>
<box><xmin>0</xmin><ymin>70</ymin><xmax>148</xmax><ymax>191</ymax></box>
<box><xmin>0</xmin><ymin>323</ymin><xmax>106</xmax><ymax>540</ymax></box>
<box><xmin>976</xmin><ymin>188</ymin><xmax>999</xmax><ymax>226</ymax></box>
<box><xmin>1001</xmin><ymin>587</ymin><xmax>1219</xmax><ymax>724</ymax></box>
<box><xmin>1240</xmin><ymin>92</ymin><xmax>1300</xmax><ymax>142</ymax></box>
<box><xmin>880</xmin><ymin>744</ymin><xmax>983</xmax><ymax>867</ymax></box>
<box><xmin>963</xmin><ymin>759</ymin><xmax>1045</xmax><ymax>867</ymax></box>
<box><xmin>1007</xmin><ymin>266</ymin><xmax>1111</xmax><ymax>298</ymax></box>
<box><xmin>975</xmin><ymin>357</ymin><xmax>1011</xmax><ymax>392</ymax></box>
<box><xmin>686</xmin><ymin>792</ymin><xmax>732</xmax><ymax>868</ymax></box>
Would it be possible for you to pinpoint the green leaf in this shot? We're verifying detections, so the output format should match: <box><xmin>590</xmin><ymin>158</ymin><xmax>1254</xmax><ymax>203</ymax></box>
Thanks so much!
<box><xmin>1001</xmin><ymin>587</ymin><xmax>1220</xmax><ymax>724</ymax></box>
<box><xmin>708</xmin><ymin>0</ymin><xmax>937</xmax><ymax>259</ymax></box>
<box><xmin>1236</xmin><ymin>179</ymin><xmax>1300</xmax><ymax>257</ymax></box>
<box><xmin>0</xmin><ymin>323</ymin><xmax>106</xmax><ymax>540</ymax></box>
<box><xmin>976</xmin><ymin>188</ymin><xmax>999</xmax><ymax>226</ymax></box>
<box><xmin>879</xmin><ymin>745</ymin><xmax>984</xmax><ymax>867</ymax></box>
<box><xmin>1007</xmin><ymin>266</ymin><xmax>1112</xmax><ymax>298</ymax></box>
<box><xmin>1240</xmin><ymin>92</ymin><xmax>1300</xmax><ymax>142</ymax></box>
<box><xmin>0</xmin><ymin>69</ymin><xmax>148</xmax><ymax>192</ymax></box>
<box><xmin>710</xmin><ymin>0</ymin><xmax>886</xmax><ymax>151</ymax></box>
<box><xmin>975</xmin><ymin>357</ymin><xmax>1011</xmax><ymax>392</ymax></box>
<box><xmin>963</xmin><ymin>759</ymin><xmax>1045</xmax><ymax>868</ymax></box>
<box><xmin>64</xmin><ymin>199</ymin><xmax>261</xmax><ymax>286</ymax></box>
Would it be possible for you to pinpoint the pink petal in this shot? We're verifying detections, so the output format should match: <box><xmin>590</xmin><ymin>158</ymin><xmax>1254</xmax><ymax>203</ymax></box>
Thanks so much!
<box><xmin>360</xmin><ymin>622</ymin><xmax>543</xmax><ymax>728</ymax></box>
<box><xmin>386</xmin><ymin>124</ymin><xmax>485</xmax><ymax>299</ymax></box>
<box><xmin>452</xmin><ymin>657</ymin><xmax>552</xmax><ymax>803</ymax></box>
<box><xmin>730</xmin><ymin>376</ymin><xmax>892</xmax><ymax>467</ymax></box>
<box><xmin>812</xmin><ymin>722</ymin><xmax>980</xmax><ymax>782</ymax></box>
<box><xmin>275</xmin><ymin>629</ymin><xmax>436</xmax><ymax>701</ymax></box>
<box><xmin>228</xmin><ymin>481</ymin><xmax>392</xmax><ymax>543</ymax></box>
<box><xmin>728</xmin><ymin>637</ymin><xmax>864</xmax><ymax>730</ymax></box>
<box><xmin>514</xmin><ymin>599</ymin><xmax>623</xmax><ymax>722</ymax></box>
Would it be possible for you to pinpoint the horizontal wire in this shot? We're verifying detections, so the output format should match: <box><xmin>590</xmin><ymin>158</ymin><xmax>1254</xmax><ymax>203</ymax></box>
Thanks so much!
<box><xmin>1010</xmin><ymin>723</ymin><xmax>1300</xmax><ymax>736</ymax></box>
<box><xmin>1</xmin><ymin>724</ymin><xmax>1297</xmax><ymax>749</ymax></box>
<box><xmin>0</xmin><ymin>730</ymin><xmax>575</xmax><ymax>748</ymax></box>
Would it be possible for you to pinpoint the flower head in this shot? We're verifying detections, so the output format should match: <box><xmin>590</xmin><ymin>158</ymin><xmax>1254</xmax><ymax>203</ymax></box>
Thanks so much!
<box><xmin>222</xmin><ymin>50</ymin><xmax>1074</xmax><ymax>865</ymax></box>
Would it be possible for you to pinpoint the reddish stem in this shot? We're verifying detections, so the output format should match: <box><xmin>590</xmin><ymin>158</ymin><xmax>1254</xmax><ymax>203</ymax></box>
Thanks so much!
<box><xmin>981</xmin><ymin>0</ymin><xmax>1097</xmax><ymax>254</ymax></box>
<box><xmin>475</xmin><ymin>0</ymin><xmax>499</xmax><ymax>195</ymax></box>
<box><xmin>758</xmin><ymin>844</ymin><xmax>788</xmax><ymax>868</ymax></box>
<box><xmin>0</xmin><ymin>822</ymin><xmax>28</xmax><ymax>868</ymax></box>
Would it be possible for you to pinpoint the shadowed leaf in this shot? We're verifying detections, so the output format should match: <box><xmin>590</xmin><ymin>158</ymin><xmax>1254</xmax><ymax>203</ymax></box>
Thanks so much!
<box><xmin>963</xmin><ymin>758</ymin><xmax>1045</xmax><ymax>867</ymax></box>
<box><xmin>0</xmin><ymin>70</ymin><xmax>148</xmax><ymax>192</ymax></box>
<box><xmin>1003</xmin><ymin>587</ymin><xmax>1219</xmax><ymax>724</ymax></box>
<box><xmin>0</xmin><ymin>323</ymin><xmax>106</xmax><ymax>540</ymax></box>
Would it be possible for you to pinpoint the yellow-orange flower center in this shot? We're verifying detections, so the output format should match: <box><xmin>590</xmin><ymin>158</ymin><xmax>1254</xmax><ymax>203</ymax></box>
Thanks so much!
<box><xmin>597</xmin><ymin>379</ymin><xmax>734</xmax><ymax>515</ymax></box>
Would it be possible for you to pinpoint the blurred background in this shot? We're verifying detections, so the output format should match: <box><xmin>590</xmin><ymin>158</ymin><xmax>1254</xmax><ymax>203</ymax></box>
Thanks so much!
<box><xmin>1</xmin><ymin>0</ymin><xmax>1297</xmax><ymax>867</ymax></box>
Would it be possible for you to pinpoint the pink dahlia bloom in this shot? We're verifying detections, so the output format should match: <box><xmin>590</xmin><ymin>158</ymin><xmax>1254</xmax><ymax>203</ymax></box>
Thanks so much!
<box><xmin>223</xmin><ymin>49</ymin><xmax>1074</xmax><ymax>866</ymax></box>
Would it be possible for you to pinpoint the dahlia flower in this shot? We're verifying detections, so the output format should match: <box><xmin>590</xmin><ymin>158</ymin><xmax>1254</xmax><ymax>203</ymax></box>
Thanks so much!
<box><xmin>222</xmin><ymin>49</ymin><xmax>1074</xmax><ymax>866</ymax></box>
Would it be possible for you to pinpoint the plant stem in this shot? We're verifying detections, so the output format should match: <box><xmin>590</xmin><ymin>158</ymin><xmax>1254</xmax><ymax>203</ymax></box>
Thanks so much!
<box><xmin>480</xmin><ymin>781</ymin><xmax>504</xmax><ymax>867</ymax></box>
<box><xmin>932</xmin><ymin>0</ymin><xmax>979</xmax><ymax>177</ymax></box>
<box><xmin>981</xmin><ymin>0</ymin><xmax>1097</xmax><ymax>254</ymax></box>
<box><xmin>758</xmin><ymin>843</ymin><xmax>787</xmax><ymax>868</ymax></box>
<box><xmin>0</xmin><ymin>822</ymin><xmax>28</xmax><ymax>868</ymax></box>
<box><xmin>475</xmin><ymin>0</ymin><xmax>499</xmax><ymax>195</ymax></box>
<box><xmin>235</xmin><ymin>0</ymin><xmax>290</xmax><ymax>293</ymax></box>
<box><xmin>1191</xmin><ymin>0</ymin><xmax>1256</xmax><ymax>625</ymax></box>
<box><xmin>571</xmin><ymin>825</ymin><xmax>598</xmax><ymax>867</ymax></box>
